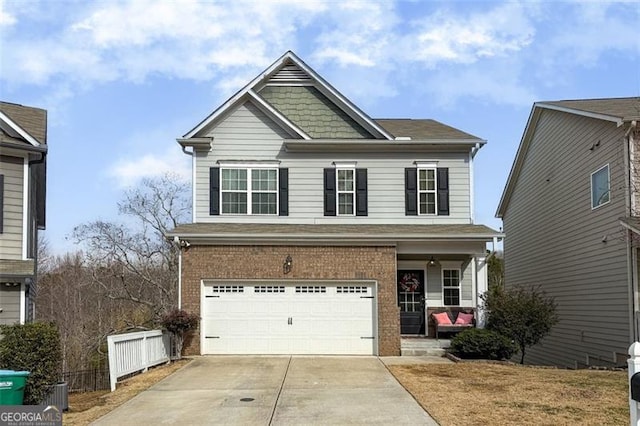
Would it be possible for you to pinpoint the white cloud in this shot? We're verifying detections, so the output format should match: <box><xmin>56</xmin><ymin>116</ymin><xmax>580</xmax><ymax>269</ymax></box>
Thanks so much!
<box><xmin>0</xmin><ymin>1</ymin><xmax>16</xmax><ymax>26</ymax></box>
<box><xmin>108</xmin><ymin>148</ymin><xmax>191</xmax><ymax>189</ymax></box>
<box><xmin>403</xmin><ymin>3</ymin><xmax>535</xmax><ymax>66</ymax></box>
<box><xmin>1</xmin><ymin>0</ymin><xmax>638</xmax><ymax>110</ymax></box>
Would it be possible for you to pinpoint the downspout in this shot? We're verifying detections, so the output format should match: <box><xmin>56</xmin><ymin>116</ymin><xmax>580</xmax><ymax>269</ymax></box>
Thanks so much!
<box><xmin>177</xmin><ymin>142</ymin><xmax>194</xmax><ymax>311</ymax></box>
<box><xmin>625</xmin><ymin>120</ymin><xmax>638</xmax><ymax>342</ymax></box>
<box><xmin>27</xmin><ymin>151</ymin><xmax>46</xmax><ymax>323</ymax></box>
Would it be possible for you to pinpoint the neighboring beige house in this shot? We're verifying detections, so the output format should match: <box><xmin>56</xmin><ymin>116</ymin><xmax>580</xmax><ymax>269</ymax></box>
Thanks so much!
<box><xmin>0</xmin><ymin>101</ymin><xmax>48</xmax><ymax>325</ymax></box>
<box><xmin>168</xmin><ymin>51</ymin><xmax>501</xmax><ymax>356</ymax></box>
<box><xmin>497</xmin><ymin>97</ymin><xmax>640</xmax><ymax>368</ymax></box>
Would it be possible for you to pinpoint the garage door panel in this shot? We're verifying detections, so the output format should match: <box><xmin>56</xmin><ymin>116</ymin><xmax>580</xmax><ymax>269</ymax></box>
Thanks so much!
<box><xmin>202</xmin><ymin>282</ymin><xmax>375</xmax><ymax>355</ymax></box>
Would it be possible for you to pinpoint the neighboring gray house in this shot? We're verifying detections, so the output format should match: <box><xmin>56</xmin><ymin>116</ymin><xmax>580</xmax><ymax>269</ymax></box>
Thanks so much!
<box><xmin>497</xmin><ymin>97</ymin><xmax>640</xmax><ymax>368</ymax></box>
<box><xmin>168</xmin><ymin>51</ymin><xmax>501</xmax><ymax>356</ymax></box>
<box><xmin>0</xmin><ymin>101</ymin><xmax>48</xmax><ymax>325</ymax></box>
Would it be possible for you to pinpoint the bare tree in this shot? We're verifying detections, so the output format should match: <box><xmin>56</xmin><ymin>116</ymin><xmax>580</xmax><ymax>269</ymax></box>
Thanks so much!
<box><xmin>72</xmin><ymin>173</ymin><xmax>190</xmax><ymax>328</ymax></box>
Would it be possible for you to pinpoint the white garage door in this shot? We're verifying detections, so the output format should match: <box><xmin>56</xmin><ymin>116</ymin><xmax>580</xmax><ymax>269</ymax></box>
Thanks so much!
<box><xmin>201</xmin><ymin>282</ymin><xmax>376</xmax><ymax>355</ymax></box>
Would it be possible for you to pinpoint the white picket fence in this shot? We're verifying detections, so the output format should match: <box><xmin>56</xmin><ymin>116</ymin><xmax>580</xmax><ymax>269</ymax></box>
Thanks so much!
<box><xmin>107</xmin><ymin>330</ymin><xmax>171</xmax><ymax>391</ymax></box>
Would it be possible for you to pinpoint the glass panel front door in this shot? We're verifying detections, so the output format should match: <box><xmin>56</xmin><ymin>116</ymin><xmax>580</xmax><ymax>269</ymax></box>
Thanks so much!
<box><xmin>398</xmin><ymin>270</ymin><xmax>425</xmax><ymax>334</ymax></box>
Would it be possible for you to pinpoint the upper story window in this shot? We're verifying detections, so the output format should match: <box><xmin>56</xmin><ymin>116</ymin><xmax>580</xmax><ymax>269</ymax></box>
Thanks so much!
<box><xmin>337</xmin><ymin>169</ymin><xmax>355</xmax><ymax>215</ymax></box>
<box><xmin>418</xmin><ymin>168</ymin><xmax>436</xmax><ymax>215</ymax></box>
<box><xmin>210</xmin><ymin>164</ymin><xmax>288</xmax><ymax>216</ymax></box>
<box><xmin>324</xmin><ymin>164</ymin><xmax>367</xmax><ymax>216</ymax></box>
<box><xmin>405</xmin><ymin>164</ymin><xmax>449</xmax><ymax>216</ymax></box>
<box><xmin>221</xmin><ymin>168</ymin><xmax>277</xmax><ymax>214</ymax></box>
<box><xmin>591</xmin><ymin>164</ymin><xmax>610</xmax><ymax>209</ymax></box>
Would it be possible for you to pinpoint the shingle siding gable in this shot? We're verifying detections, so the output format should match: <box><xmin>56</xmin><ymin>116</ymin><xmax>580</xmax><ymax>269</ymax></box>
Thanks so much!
<box><xmin>258</xmin><ymin>86</ymin><xmax>373</xmax><ymax>139</ymax></box>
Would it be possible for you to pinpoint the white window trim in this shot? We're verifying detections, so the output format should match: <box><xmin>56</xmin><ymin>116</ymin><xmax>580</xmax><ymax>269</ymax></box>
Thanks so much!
<box><xmin>591</xmin><ymin>164</ymin><xmax>610</xmax><ymax>210</ymax></box>
<box><xmin>418</xmin><ymin>167</ymin><xmax>437</xmax><ymax>216</ymax></box>
<box><xmin>220</xmin><ymin>167</ymin><xmax>279</xmax><ymax>215</ymax></box>
<box><xmin>442</xmin><ymin>268</ymin><xmax>461</xmax><ymax>307</ymax></box>
<box><xmin>336</xmin><ymin>168</ymin><xmax>355</xmax><ymax>216</ymax></box>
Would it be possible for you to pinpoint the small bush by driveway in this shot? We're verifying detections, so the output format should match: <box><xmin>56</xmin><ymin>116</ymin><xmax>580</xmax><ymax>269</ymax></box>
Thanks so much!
<box><xmin>388</xmin><ymin>363</ymin><xmax>627</xmax><ymax>426</ymax></box>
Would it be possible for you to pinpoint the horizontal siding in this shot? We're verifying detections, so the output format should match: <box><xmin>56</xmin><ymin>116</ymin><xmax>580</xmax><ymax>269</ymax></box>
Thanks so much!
<box><xmin>502</xmin><ymin>109</ymin><xmax>629</xmax><ymax>368</ymax></box>
<box><xmin>195</xmin><ymin>101</ymin><xmax>471</xmax><ymax>223</ymax></box>
<box><xmin>0</xmin><ymin>286</ymin><xmax>21</xmax><ymax>326</ymax></box>
<box><xmin>425</xmin><ymin>260</ymin><xmax>473</xmax><ymax>307</ymax></box>
<box><xmin>0</xmin><ymin>156</ymin><xmax>24</xmax><ymax>259</ymax></box>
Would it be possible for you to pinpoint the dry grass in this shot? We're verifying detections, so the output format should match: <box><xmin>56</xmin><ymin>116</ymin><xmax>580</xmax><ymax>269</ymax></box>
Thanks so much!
<box><xmin>63</xmin><ymin>358</ymin><xmax>191</xmax><ymax>426</ymax></box>
<box><xmin>388</xmin><ymin>362</ymin><xmax>628</xmax><ymax>426</ymax></box>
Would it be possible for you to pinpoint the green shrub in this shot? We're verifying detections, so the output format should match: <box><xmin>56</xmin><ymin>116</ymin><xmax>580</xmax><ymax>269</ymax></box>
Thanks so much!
<box><xmin>450</xmin><ymin>328</ymin><xmax>516</xmax><ymax>360</ymax></box>
<box><xmin>482</xmin><ymin>286</ymin><xmax>558</xmax><ymax>364</ymax></box>
<box><xmin>0</xmin><ymin>322</ymin><xmax>62</xmax><ymax>404</ymax></box>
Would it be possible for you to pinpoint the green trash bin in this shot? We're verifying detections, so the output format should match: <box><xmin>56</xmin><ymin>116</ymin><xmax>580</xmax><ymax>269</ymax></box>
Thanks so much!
<box><xmin>0</xmin><ymin>370</ymin><xmax>30</xmax><ymax>405</ymax></box>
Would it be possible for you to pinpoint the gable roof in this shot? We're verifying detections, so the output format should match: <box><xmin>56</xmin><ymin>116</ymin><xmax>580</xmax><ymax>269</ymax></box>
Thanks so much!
<box><xmin>496</xmin><ymin>97</ymin><xmax>640</xmax><ymax>218</ymax></box>
<box><xmin>374</xmin><ymin>119</ymin><xmax>483</xmax><ymax>141</ymax></box>
<box><xmin>540</xmin><ymin>97</ymin><xmax>640</xmax><ymax>123</ymax></box>
<box><xmin>183</xmin><ymin>51</ymin><xmax>393</xmax><ymax>141</ymax></box>
<box><xmin>0</xmin><ymin>101</ymin><xmax>47</xmax><ymax>148</ymax></box>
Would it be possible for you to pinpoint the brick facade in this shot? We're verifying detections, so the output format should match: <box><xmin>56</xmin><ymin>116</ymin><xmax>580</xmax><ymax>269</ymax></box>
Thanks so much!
<box><xmin>181</xmin><ymin>245</ymin><xmax>400</xmax><ymax>356</ymax></box>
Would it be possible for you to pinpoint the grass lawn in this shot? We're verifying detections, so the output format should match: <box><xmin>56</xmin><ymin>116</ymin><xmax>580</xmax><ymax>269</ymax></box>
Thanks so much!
<box><xmin>63</xmin><ymin>358</ymin><xmax>191</xmax><ymax>426</ymax></box>
<box><xmin>388</xmin><ymin>362</ymin><xmax>628</xmax><ymax>426</ymax></box>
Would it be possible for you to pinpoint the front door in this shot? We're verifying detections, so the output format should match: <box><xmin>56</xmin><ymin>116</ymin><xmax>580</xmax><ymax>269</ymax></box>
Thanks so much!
<box><xmin>397</xmin><ymin>270</ymin><xmax>425</xmax><ymax>334</ymax></box>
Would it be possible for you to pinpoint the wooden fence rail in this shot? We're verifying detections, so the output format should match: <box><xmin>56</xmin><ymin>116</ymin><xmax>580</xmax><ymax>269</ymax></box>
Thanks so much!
<box><xmin>107</xmin><ymin>330</ymin><xmax>170</xmax><ymax>391</ymax></box>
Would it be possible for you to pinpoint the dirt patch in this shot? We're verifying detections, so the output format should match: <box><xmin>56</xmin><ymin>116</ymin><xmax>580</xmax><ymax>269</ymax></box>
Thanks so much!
<box><xmin>64</xmin><ymin>358</ymin><xmax>191</xmax><ymax>426</ymax></box>
<box><xmin>388</xmin><ymin>363</ymin><xmax>628</xmax><ymax>426</ymax></box>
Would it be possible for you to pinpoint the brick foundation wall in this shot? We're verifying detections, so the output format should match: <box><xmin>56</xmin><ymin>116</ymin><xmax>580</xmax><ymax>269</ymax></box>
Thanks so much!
<box><xmin>181</xmin><ymin>245</ymin><xmax>400</xmax><ymax>356</ymax></box>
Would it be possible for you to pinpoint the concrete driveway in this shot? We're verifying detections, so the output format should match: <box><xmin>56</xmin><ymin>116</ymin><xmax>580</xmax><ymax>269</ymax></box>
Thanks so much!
<box><xmin>92</xmin><ymin>356</ymin><xmax>438</xmax><ymax>425</ymax></box>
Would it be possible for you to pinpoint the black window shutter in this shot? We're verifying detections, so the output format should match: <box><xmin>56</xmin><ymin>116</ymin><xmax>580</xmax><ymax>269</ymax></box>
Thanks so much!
<box><xmin>323</xmin><ymin>168</ymin><xmax>336</xmax><ymax>216</ymax></box>
<box><xmin>437</xmin><ymin>167</ymin><xmax>449</xmax><ymax>216</ymax></box>
<box><xmin>405</xmin><ymin>168</ymin><xmax>417</xmax><ymax>215</ymax></box>
<box><xmin>279</xmin><ymin>168</ymin><xmax>288</xmax><ymax>216</ymax></box>
<box><xmin>0</xmin><ymin>174</ymin><xmax>4</xmax><ymax>233</ymax></box>
<box><xmin>209</xmin><ymin>167</ymin><xmax>220</xmax><ymax>215</ymax></box>
<box><xmin>356</xmin><ymin>168</ymin><xmax>368</xmax><ymax>216</ymax></box>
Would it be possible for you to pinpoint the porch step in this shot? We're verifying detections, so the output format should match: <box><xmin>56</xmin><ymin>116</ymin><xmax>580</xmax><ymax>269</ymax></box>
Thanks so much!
<box><xmin>401</xmin><ymin>338</ymin><xmax>451</xmax><ymax>357</ymax></box>
<box><xmin>401</xmin><ymin>348</ymin><xmax>447</xmax><ymax>357</ymax></box>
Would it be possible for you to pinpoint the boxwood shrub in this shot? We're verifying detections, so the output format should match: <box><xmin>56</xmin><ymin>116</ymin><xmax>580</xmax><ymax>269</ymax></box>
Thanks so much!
<box><xmin>0</xmin><ymin>322</ymin><xmax>62</xmax><ymax>404</ymax></box>
<box><xmin>449</xmin><ymin>328</ymin><xmax>516</xmax><ymax>360</ymax></box>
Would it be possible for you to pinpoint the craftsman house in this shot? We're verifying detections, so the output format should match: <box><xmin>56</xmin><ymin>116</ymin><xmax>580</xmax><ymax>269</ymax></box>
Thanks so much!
<box><xmin>497</xmin><ymin>97</ymin><xmax>640</xmax><ymax>367</ymax></box>
<box><xmin>0</xmin><ymin>101</ymin><xmax>48</xmax><ymax>325</ymax></box>
<box><xmin>168</xmin><ymin>51</ymin><xmax>500</xmax><ymax>356</ymax></box>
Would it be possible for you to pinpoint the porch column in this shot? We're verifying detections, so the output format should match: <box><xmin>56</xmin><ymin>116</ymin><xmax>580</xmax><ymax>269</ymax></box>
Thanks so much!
<box><xmin>475</xmin><ymin>255</ymin><xmax>488</xmax><ymax>328</ymax></box>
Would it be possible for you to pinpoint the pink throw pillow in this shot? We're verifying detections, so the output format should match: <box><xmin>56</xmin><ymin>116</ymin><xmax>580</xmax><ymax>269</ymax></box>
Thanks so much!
<box><xmin>455</xmin><ymin>312</ymin><xmax>474</xmax><ymax>325</ymax></box>
<box><xmin>433</xmin><ymin>312</ymin><xmax>452</xmax><ymax>325</ymax></box>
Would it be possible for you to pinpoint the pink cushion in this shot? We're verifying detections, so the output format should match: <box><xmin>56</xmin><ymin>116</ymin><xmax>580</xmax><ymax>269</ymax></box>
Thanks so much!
<box><xmin>433</xmin><ymin>312</ymin><xmax>452</xmax><ymax>325</ymax></box>
<box><xmin>455</xmin><ymin>312</ymin><xmax>474</xmax><ymax>325</ymax></box>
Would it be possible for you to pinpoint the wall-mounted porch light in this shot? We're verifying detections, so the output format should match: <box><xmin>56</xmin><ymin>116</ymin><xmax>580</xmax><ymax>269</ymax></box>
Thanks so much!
<box><xmin>283</xmin><ymin>255</ymin><xmax>293</xmax><ymax>274</ymax></box>
<box><xmin>428</xmin><ymin>256</ymin><xmax>436</xmax><ymax>267</ymax></box>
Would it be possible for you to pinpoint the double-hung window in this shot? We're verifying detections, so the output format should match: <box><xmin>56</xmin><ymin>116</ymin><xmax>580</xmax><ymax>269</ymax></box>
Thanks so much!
<box><xmin>418</xmin><ymin>168</ymin><xmax>437</xmax><ymax>215</ymax></box>
<box><xmin>591</xmin><ymin>164</ymin><xmax>610</xmax><ymax>209</ymax></box>
<box><xmin>405</xmin><ymin>164</ymin><xmax>449</xmax><ymax>216</ymax></box>
<box><xmin>442</xmin><ymin>269</ymin><xmax>461</xmax><ymax>306</ymax></box>
<box><xmin>337</xmin><ymin>169</ymin><xmax>355</xmax><ymax>215</ymax></box>
<box><xmin>220</xmin><ymin>167</ymin><xmax>278</xmax><ymax>215</ymax></box>
<box><xmin>323</xmin><ymin>164</ymin><xmax>367</xmax><ymax>216</ymax></box>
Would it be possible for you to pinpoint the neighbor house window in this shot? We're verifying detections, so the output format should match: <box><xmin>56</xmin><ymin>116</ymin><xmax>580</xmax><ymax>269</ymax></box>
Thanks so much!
<box><xmin>443</xmin><ymin>269</ymin><xmax>460</xmax><ymax>306</ymax></box>
<box><xmin>591</xmin><ymin>164</ymin><xmax>610</xmax><ymax>209</ymax></box>
<box><xmin>221</xmin><ymin>168</ymin><xmax>277</xmax><ymax>215</ymax></box>
<box><xmin>418</xmin><ymin>168</ymin><xmax>437</xmax><ymax>215</ymax></box>
<box><xmin>337</xmin><ymin>169</ymin><xmax>355</xmax><ymax>215</ymax></box>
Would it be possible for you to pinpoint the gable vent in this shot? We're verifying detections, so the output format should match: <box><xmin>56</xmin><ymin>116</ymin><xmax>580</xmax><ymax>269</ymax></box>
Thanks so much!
<box><xmin>269</xmin><ymin>64</ymin><xmax>311</xmax><ymax>83</ymax></box>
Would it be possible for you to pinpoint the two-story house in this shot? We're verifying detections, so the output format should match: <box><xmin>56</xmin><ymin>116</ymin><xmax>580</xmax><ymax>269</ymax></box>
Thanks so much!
<box><xmin>497</xmin><ymin>97</ymin><xmax>640</xmax><ymax>368</ymax></box>
<box><xmin>0</xmin><ymin>101</ymin><xmax>48</xmax><ymax>325</ymax></box>
<box><xmin>168</xmin><ymin>51</ymin><xmax>500</xmax><ymax>356</ymax></box>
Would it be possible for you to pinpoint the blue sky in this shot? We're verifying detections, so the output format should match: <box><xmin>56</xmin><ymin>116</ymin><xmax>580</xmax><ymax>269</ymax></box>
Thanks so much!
<box><xmin>1</xmin><ymin>0</ymin><xmax>639</xmax><ymax>254</ymax></box>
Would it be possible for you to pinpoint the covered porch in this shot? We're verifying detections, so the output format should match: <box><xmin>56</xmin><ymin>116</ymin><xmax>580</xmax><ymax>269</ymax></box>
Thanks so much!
<box><xmin>396</xmin><ymin>238</ymin><xmax>495</xmax><ymax>340</ymax></box>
